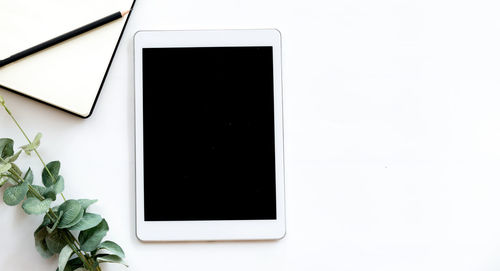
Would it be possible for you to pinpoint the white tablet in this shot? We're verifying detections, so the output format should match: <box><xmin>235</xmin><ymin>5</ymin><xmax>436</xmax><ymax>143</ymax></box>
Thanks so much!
<box><xmin>134</xmin><ymin>29</ymin><xmax>285</xmax><ymax>241</ymax></box>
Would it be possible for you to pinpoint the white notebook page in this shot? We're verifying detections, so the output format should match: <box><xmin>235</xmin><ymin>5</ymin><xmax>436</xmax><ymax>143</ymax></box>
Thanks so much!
<box><xmin>0</xmin><ymin>0</ymin><xmax>134</xmax><ymax>117</ymax></box>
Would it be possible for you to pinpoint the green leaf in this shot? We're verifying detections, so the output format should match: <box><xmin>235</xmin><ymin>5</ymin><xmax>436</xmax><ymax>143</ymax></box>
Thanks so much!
<box><xmin>46</xmin><ymin>229</ymin><xmax>66</xmax><ymax>254</ymax></box>
<box><xmin>69</xmin><ymin>213</ymin><xmax>102</xmax><ymax>231</ymax></box>
<box><xmin>33</xmin><ymin>133</ymin><xmax>42</xmax><ymax>146</ymax></box>
<box><xmin>58</xmin><ymin>245</ymin><xmax>74</xmax><ymax>271</ymax></box>
<box><xmin>22</xmin><ymin>197</ymin><xmax>52</xmax><ymax>215</ymax></box>
<box><xmin>97</xmin><ymin>254</ymin><xmax>128</xmax><ymax>267</ymax></box>
<box><xmin>42</xmin><ymin>175</ymin><xmax>64</xmax><ymax>200</ymax></box>
<box><xmin>0</xmin><ymin>138</ymin><xmax>14</xmax><ymax>159</ymax></box>
<box><xmin>24</xmin><ymin>168</ymin><xmax>33</xmax><ymax>184</ymax></box>
<box><xmin>0</xmin><ymin>95</ymin><xmax>4</xmax><ymax>105</ymax></box>
<box><xmin>63</xmin><ymin>258</ymin><xmax>84</xmax><ymax>271</ymax></box>
<box><xmin>42</xmin><ymin>189</ymin><xmax>56</xmax><ymax>201</ymax></box>
<box><xmin>79</xmin><ymin>219</ymin><xmax>109</xmax><ymax>252</ymax></box>
<box><xmin>57</xmin><ymin>199</ymin><xmax>84</xmax><ymax>229</ymax></box>
<box><xmin>77</xmin><ymin>199</ymin><xmax>98</xmax><ymax>210</ymax></box>
<box><xmin>53</xmin><ymin>176</ymin><xmax>64</xmax><ymax>194</ymax></box>
<box><xmin>3</xmin><ymin>180</ymin><xmax>28</xmax><ymax>206</ymax></box>
<box><xmin>4</xmin><ymin>150</ymin><xmax>21</xmax><ymax>163</ymax></box>
<box><xmin>98</xmin><ymin>240</ymin><xmax>125</xmax><ymax>258</ymax></box>
<box><xmin>42</xmin><ymin>161</ymin><xmax>60</xmax><ymax>187</ymax></box>
<box><xmin>0</xmin><ymin>163</ymin><xmax>11</xmax><ymax>174</ymax></box>
<box><xmin>56</xmin><ymin>257</ymin><xmax>84</xmax><ymax>271</ymax></box>
<box><xmin>34</xmin><ymin>226</ymin><xmax>54</xmax><ymax>258</ymax></box>
<box><xmin>19</xmin><ymin>132</ymin><xmax>42</xmax><ymax>155</ymax></box>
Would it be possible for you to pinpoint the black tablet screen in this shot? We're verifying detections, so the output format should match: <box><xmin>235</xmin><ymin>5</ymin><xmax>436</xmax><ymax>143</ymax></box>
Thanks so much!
<box><xmin>142</xmin><ymin>47</ymin><xmax>277</xmax><ymax>221</ymax></box>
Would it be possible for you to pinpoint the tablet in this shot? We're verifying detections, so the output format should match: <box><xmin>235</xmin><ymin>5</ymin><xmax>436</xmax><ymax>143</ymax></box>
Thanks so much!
<box><xmin>134</xmin><ymin>29</ymin><xmax>285</xmax><ymax>241</ymax></box>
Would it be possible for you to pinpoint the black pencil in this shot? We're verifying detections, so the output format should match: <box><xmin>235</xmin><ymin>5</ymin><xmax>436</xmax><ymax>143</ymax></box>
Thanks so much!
<box><xmin>0</xmin><ymin>10</ymin><xmax>131</xmax><ymax>68</ymax></box>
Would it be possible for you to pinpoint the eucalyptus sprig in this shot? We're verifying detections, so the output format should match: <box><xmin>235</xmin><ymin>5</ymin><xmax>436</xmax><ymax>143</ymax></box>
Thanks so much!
<box><xmin>0</xmin><ymin>95</ymin><xmax>127</xmax><ymax>271</ymax></box>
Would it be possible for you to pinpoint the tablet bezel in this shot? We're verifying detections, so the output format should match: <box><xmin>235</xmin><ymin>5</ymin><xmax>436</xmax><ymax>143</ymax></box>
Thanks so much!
<box><xmin>134</xmin><ymin>29</ymin><xmax>285</xmax><ymax>241</ymax></box>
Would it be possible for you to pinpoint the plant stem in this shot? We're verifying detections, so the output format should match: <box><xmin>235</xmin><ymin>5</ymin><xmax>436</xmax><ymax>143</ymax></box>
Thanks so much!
<box><xmin>0</xmin><ymin>102</ymin><xmax>66</xmax><ymax>201</ymax></box>
<box><xmin>61</xmin><ymin>231</ymin><xmax>94</xmax><ymax>270</ymax></box>
<box><xmin>6</xmin><ymin>167</ymin><xmax>59</xmax><ymax>222</ymax></box>
<box><xmin>0</xmin><ymin>101</ymin><xmax>102</xmax><ymax>271</ymax></box>
<box><xmin>33</xmin><ymin>149</ymin><xmax>66</xmax><ymax>201</ymax></box>
<box><xmin>6</xmin><ymin>165</ymin><xmax>97</xmax><ymax>270</ymax></box>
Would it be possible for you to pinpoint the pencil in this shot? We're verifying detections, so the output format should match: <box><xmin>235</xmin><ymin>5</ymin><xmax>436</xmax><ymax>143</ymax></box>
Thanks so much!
<box><xmin>0</xmin><ymin>10</ymin><xmax>131</xmax><ymax>68</ymax></box>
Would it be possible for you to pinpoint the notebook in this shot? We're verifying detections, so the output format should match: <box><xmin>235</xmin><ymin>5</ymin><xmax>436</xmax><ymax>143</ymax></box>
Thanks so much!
<box><xmin>0</xmin><ymin>0</ymin><xmax>135</xmax><ymax>118</ymax></box>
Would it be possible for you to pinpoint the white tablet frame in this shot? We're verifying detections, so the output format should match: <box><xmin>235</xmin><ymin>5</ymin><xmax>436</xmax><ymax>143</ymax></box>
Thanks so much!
<box><xmin>134</xmin><ymin>29</ymin><xmax>285</xmax><ymax>241</ymax></box>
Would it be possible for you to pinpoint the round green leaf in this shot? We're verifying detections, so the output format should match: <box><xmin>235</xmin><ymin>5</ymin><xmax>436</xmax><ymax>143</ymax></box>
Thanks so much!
<box><xmin>0</xmin><ymin>138</ymin><xmax>14</xmax><ymax>159</ymax></box>
<box><xmin>58</xmin><ymin>245</ymin><xmax>74</xmax><ymax>271</ymax></box>
<box><xmin>3</xmin><ymin>181</ymin><xmax>29</xmax><ymax>206</ymax></box>
<box><xmin>97</xmin><ymin>254</ymin><xmax>128</xmax><ymax>267</ymax></box>
<box><xmin>42</xmin><ymin>175</ymin><xmax>64</xmax><ymax>201</ymax></box>
<box><xmin>46</xmin><ymin>229</ymin><xmax>66</xmax><ymax>254</ymax></box>
<box><xmin>59</xmin><ymin>258</ymin><xmax>84</xmax><ymax>271</ymax></box>
<box><xmin>43</xmin><ymin>189</ymin><xmax>57</xmax><ymax>201</ymax></box>
<box><xmin>42</xmin><ymin>161</ymin><xmax>60</xmax><ymax>187</ymax></box>
<box><xmin>77</xmin><ymin>199</ymin><xmax>98</xmax><ymax>210</ymax></box>
<box><xmin>78</xmin><ymin>219</ymin><xmax>109</xmax><ymax>252</ymax></box>
<box><xmin>24</xmin><ymin>168</ymin><xmax>34</xmax><ymax>184</ymax></box>
<box><xmin>69</xmin><ymin>213</ymin><xmax>102</xmax><ymax>231</ymax></box>
<box><xmin>22</xmin><ymin>198</ymin><xmax>52</xmax><ymax>215</ymax></box>
<box><xmin>53</xmin><ymin>176</ymin><xmax>64</xmax><ymax>194</ymax></box>
<box><xmin>34</xmin><ymin>226</ymin><xmax>54</xmax><ymax>258</ymax></box>
<box><xmin>57</xmin><ymin>199</ymin><xmax>84</xmax><ymax>229</ymax></box>
<box><xmin>4</xmin><ymin>150</ymin><xmax>21</xmax><ymax>163</ymax></box>
<box><xmin>98</xmin><ymin>240</ymin><xmax>125</xmax><ymax>258</ymax></box>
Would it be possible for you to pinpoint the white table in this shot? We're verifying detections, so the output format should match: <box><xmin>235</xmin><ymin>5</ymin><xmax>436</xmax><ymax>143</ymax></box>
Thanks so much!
<box><xmin>3</xmin><ymin>0</ymin><xmax>500</xmax><ymax>270</ymax></box>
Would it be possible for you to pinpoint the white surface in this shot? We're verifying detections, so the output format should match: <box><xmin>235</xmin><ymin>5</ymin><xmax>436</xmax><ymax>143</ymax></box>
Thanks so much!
<box><xmin>134</xmin><ymin>30</ymin><xmax>286</xmax><ymax>241</ymax></box>
<box><xmin>2</xmin><ymin>0</ymin><xmax>500</xmax><ymax>270</ymax></box>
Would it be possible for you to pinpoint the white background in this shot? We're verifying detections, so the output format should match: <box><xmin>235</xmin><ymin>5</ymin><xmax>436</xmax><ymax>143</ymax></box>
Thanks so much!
<box><xmin>2</xmin><ymin>0</ymin><xmax>500</xmax><ymax>270</ymax></box>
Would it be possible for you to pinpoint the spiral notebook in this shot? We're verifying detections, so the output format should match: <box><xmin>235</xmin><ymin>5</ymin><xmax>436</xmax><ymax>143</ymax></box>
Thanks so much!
<box><xmin>0</xmin><ymin>0</ymin><xmax>135</xmax><ymax>118</ymax></box>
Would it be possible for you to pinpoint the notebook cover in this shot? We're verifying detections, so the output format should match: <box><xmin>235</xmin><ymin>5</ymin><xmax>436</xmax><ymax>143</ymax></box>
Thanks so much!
<box><xmin>0</xmin><ymin>0</ymin><xmax>136</xmax><ymax>118</ymax></box>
